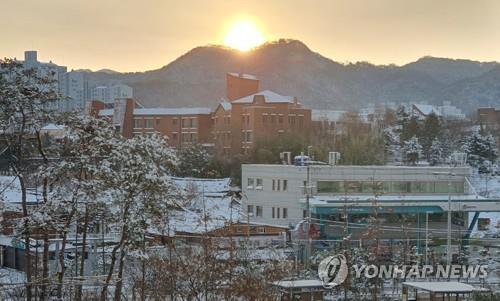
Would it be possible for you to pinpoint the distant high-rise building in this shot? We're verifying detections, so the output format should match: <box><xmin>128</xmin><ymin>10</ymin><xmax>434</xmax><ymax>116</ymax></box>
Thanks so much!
<box><xmin>22</xmin><ymin>50</ymin><xmax>67</xmax><ymax>111</ymax></box>
<box><xmin>61</xmin><ymin>71</ymin><xmax>89</xmax><ymax>111</ymax></box>
<box><xmin>90</xmin><ymin>84</ymin><xmax>133</xmax><ymax>104</ymax></box>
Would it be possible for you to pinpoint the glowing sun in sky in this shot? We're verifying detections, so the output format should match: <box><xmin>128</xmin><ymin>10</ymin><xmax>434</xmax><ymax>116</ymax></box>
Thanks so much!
<box><xmin>224</xmin><ymin>20</ymin><xmax>265</xmax><ymax>51</ymax></box>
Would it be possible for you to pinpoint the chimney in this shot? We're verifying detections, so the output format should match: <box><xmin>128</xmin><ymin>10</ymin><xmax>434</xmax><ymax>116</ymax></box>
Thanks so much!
<box><xmin>226</xmin><ymin>72</ymin><xmax>260</xmax><ymax>102</ymax></box>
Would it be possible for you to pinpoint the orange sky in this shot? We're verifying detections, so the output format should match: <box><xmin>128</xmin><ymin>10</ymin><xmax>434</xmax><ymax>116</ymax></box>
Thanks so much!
<box><xmin>2</xmin><ymin>0</ymin><xmax>499</xmax><ymax>72</ymax></box>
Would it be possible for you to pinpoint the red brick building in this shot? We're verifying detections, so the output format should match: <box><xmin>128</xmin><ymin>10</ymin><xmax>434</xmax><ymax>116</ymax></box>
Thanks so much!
<box><xmin>213</xmin><ymin>73</ymin><xmax>312</xmax><ymax>155</ymax></box>
<box><xmin>88</xmin><ymin>98</ymin><xmax>213</xmax><ymax>149</ymax></box>
<box><xmin>478</xmin><ymin>107</ymin><xmax>500</xmax><ymax>129</ymax></box>
<box><xmin>88</xmin><ymin>73</ymin><xmax>312</xmax><ymax>153</ymax></box>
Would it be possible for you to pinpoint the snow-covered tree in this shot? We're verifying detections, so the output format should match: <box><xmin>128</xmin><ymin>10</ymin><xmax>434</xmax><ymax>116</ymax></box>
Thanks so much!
<box><xmin>463</xmin><ymin>131</ymin><xmax>498</xmax><ymax>173</ymax></box>
<box><xmin>403</xmin><ymin>136</ymin><xmax>422</xmax><ymax>165</ymax></box>
<box><xmin>98</xmin><ymin>133</ymin><xmax>180</xmax><ymax>300</ymax></box>
<box><xmin>384</xmin><ymin>127</ymin><xmax>402</xmax><ymax>164</ymax></box>
<box><xmin>176</xmin><ymin>143</ymin><xmax>214</xmax><ymax>178</ymax></box>
<box><xmin>429</xmin><ymin>138</ymin><xmax>444</xmax><ymax>166</ymax></box>
<box><xmin>0</xmin><ymin>58</ymin><xmax>62</xmax><ymax>300</ymax></box>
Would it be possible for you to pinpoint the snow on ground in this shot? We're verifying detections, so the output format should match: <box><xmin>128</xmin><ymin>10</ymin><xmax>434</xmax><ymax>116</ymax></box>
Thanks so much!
<box><xmin>0</xmin><ymin>267</ymin><xmax>25</xmax><ymax>284</ymax></box>
<box><xmin>150</xmin><ymin>177</ymin><xmax>241</xmax><ymax>235</ymax></box>
<box><xmin>469</xmin><ymin>174</ymin><xmax>500</xmax><ymax>236</ymax></box>
<box><xmin>0</xmin><ymin>176</ymin><xmax>41</xmax><ymax>208</ymax></box>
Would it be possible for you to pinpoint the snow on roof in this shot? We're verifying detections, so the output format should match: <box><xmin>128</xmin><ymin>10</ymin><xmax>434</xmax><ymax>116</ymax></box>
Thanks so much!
<box><xmin>227</xmin><ymin>72</ymin><xmax>258</xmax><ymax>80</ymax></box>
<box><xmin>0</xmin><ymin>176</ymin><xmax>41</xmax><ymax>206</ymax></box>
<box><xmin>273</xmin><ymin>279</ymin><xmax>324</xmax><ymax>289</ymax></box>
<box><xmin>167</xmin><ymin>195</ymin><xmax>241</xmax><ymax>235</ymax></box>
<box><xmin>41</xmin><ymin>123</ymin><xmax>65</xmax><ymax>131</ymax></box>
<box><xmin>413</xmin><ymin>104</ymin><xmax>442</xmax><ymax>116</ymax></box>
<box><xmin>231</xmin><ymin>90</ymin><xmax>295</xmax><ymax>104</ymax></box>
<box><xmin>134</xmin><ymin>107</ymin><xmax>212</xmax><ymax>116</ymax></box>
<box><xmin>148</xmin><ymin>177</ymin><xmax>239</xmax><ymax>235</ymax></box>
<box><xmin>403</xmin><ymin>281</ymin><xmax>474</xmax><ymax>293</ymax></box>
<box><xmin>220</xmin><ymin>102</ymin><xmax>232</xmax><ymax>111</ymax></box>
<box><xmin>172</xmin><ymin>177</ymin><xmax>231</xmax><ymax>196</ymax></box>
<box><xmin>311</xmin><ymin>110</ymin><xmax>347</xmax><ymax>122</ymax></box>
<box><xmin>306</xmin><ymin>194</ymin><xmax>484</xmax><ymax>205</ymax></box>
<box><xmin>98</xmin><ymin>109</ymin><xmax>113</xmax><ymax>116</ymax></box>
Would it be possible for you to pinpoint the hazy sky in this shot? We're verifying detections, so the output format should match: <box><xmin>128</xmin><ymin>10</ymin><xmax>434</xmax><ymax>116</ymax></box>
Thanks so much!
<box><xmin>2</xmin><ymin>0</ymin><xmax>500</xmax><ymax>72</ymax></box>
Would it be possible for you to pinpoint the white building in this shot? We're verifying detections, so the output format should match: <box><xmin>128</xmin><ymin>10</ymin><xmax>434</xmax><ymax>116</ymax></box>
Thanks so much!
<box><xmin>22</xmin><ymin>51</ymin><xmax>68</xmax><ymax>111</ymax></box>
<box><xmin>90</xmin><ymin>84</ymin><xmax>133</xmax><ymax>104</ymax></box>
<box><xmin>61</xmin><ymin>71</ymin><xmax>89</xmax><ymax>111</ymax></box>
<box><xmin>242</xmin><ymin>163</ymin><xmax>498</xmax><ymax>239</ymax></box>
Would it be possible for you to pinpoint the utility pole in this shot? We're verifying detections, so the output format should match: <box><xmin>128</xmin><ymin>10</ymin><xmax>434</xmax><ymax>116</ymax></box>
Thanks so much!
<box><xmin>305</xmin><ymin>146</ymin><xmax>312</xmax><ymax>271</ymax></box>
<box><xmin>433</xmin><ymin>169</ymin><xmax>454</xmax><ymax>266</ymax></box>
<box><xmin>447</xmin><ymin>167</ymin><xmax>452</xmax><ymax>266</ymax></box>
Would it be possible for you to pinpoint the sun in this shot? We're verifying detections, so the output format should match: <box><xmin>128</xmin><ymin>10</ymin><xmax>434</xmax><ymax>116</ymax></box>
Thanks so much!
<box><xmin>224</xmin><ymin>20</ymin><xmax>265</xmax><ymax>51</ymax></box>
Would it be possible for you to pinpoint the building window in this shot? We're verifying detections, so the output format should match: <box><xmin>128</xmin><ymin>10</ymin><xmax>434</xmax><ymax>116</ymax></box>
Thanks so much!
<box><xmin>133</xmin><ymin>119</ymin><xmax>142</xmax><ymax>129</ymax></box>
<box><xmin>276</xmin><ymin>208</ymin><xmax>280</xmax><ymax>219</ymax></box>
<box><xmin>271</xmin><ymin>115</ymin><xmax>276</xmax><ymax>124</ymax></box>
<box><xmin>272</xmin><ymin>207</ymin><xmax>275</xmax><ymax>219</ymax></box>
<box><xmin>245</xmin><ymin>131</ymin><xmax>253</xmax><ymax>142</ymax></box>
<box><xmin>303</xmin><ymin>210</ymin><xmax>307</xmax><ymax>218</ymax></box>
<box><xmin>283</xmin><ymin>208</ymin><xmax>288</xmax><ymax>219</ymax></box>
<box><xmin>145</xmin><ymin>119</ymin><xmax>154</xmax><ymax>129</ymax></box>
<box><xmin>277</xmin><ymin>179</ymin><xmax>281</xmax><ymax>191</ymax></box>
<box><xmin>283</xmin><ymin>180</ymin><xmax>288</xmax><ymax>191</ymax></box>
<box><xmin>278</xmin><ymin>115</ymin><xmax>284</xmax><ymax>124</ymax></box>
<box><xmin>156</xmin><ymin>118</ymin><xmax>161</xmax><ymax>125</ymax></box>
<box><xmin>256</xmin><ymin>206</ymin><xmax>263</xmax><ymax>217</ymax></box>
<box><xmin>172</xmin><ymin>133</ymin><xmax>178</xmax><ymax>141</ymax></box>
<box><xmin>258</xmin><ymin>227</ymin><xmax>266</xmax><ymax>233</ymax></box>
<box><xmin>173</xmin><ymin>118</ymin><xmax>178</xmax><ymax>125</ymax></box>
<box><xmin>256</xmin><ymin>178</ymin><xmax>263</xmax><ymax>190</ymax></box>
<box><xmin>247</xmin><ymin>178</ymin><xmax>254</xmax><ymax>189</ymax></box>
<box><xmin>262</xmin><ymin>114</ymin><xmax>268</xmax><ymax>124</ymax></box>
<box><xmin>247</xmin><ymin>205</ymin><xmax>254</xmax><ymax>215</ymax></box>
<box><xmin>191</xmin><ymin>118</ymin><xmax>198</xmax><ymax>128</ymax></box>
<box><xmin>272</xmin><ymin>179</ymin><xmax>276</xmax><ymax>191</ymax></box>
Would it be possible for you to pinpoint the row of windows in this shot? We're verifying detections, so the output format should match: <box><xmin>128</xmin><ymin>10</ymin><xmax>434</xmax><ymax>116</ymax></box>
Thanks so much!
<box><xmin>246</xmin><ymin>178</ymin><xmax>288</xmax><ymax>191</ymax></box>
<box><xmin>213</xmin><ymin>116</ymin><xmax>231</xmax><ymax>125</ymax></box>
<box><xmin>272</xmin><ymin>179</ymin><xmax>288</xmax><ymax>191</ymax></box>
<box><xmin>247</xmin><ymin>178</ymin><xmax>263</xmax><ymax>189</ymax></box>
<box><xmin>134</xmin><ymin>118</ymin><xmax>158</xmax><ymax>129</ymax></box>
<box><xmin>272</xmin><ymin>207</ymin><xmax>288</xmax><ymax>219</ymax></box>
<box><xmin>181</xmin><ymin>132</ymin><xmax>198</xmax><ymax>143</ymax></box>
<box><xmin>181</xmin><ymin>118</ymin><xmax>198</xmax><ymax>128</ymax></box>
<box><xmin>247</xmin><ymin>205</ymin><xmax>263</xmax><ymax>217</ymax></box>
<box><xmin>133</xmin><ymin>117</ymin><xmax>198</xmax><ymax>129</ymax></box>
<box><xmin>248</xmin><ymin>205</ymin><xmax>289</xmax><ymax>219</ymax></box>
<box><xmin>317</xmin><ymin>180</ymin><xmax>465</xmax><ymax>194</ymax></box>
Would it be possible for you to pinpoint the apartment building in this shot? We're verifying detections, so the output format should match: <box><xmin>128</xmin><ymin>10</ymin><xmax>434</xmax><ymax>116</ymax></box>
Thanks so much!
<box><xmin>213</xmin><ymin>73</ymin><xmax>312</xmax><ymax>155</ymax></box>
<box><xmin>242</xmin><ymin>163</ymin><xmax>499</xmax><ymax>239</ymax></box>
<box><xmin>88</xmin><ymin>99</ymin><xmax>213</xmax><ymax>148</ymax></box>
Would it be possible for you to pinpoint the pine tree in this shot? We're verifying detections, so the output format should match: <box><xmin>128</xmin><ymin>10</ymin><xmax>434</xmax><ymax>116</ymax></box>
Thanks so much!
<box><xmin>463</xmin><ymin>131</ymin><xmax>498</xmax><ymax>173</ymax></box>
<box><xmin>429</xmin><ymin>138</ymin><xmax>443</xmax><ymax>166</ymax></box>
<box><xmin>421</xmin><ymin>113</ymin><xmax>441</xmax><ymax>158</ymax></box>
<box><xmin>403</xmin><ymin>136</ymin><xmax>422</xmax><ymax>165</ymax></box>
<box><xmin>176</xmin><ymin>143</ymin><xmax>213</xmax><ymax>178</ymax></box>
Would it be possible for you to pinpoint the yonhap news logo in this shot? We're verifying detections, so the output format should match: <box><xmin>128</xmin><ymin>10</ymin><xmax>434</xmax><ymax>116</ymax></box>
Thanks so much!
<box><xmin>318</xmin><ymin>254</ymin><xmax>488</xmax><ymax>289</ymax></box>
<box><xmin>318</xmin><ymin>254</ymin><xmax>349</xmax><ymax>288</ymax></box>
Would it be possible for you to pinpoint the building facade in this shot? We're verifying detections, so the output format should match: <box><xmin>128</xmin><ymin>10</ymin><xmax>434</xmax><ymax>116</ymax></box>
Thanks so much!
<box><xmin>242</xmin><ymin>164</ymin><xmax>498</xmax><ymax>239</ymax></box>
<box><xmin>89</xmin><ymin>99</ymin><xmax>213</xmax><ymax>148</ymax></box>
<box><xmin>213</xmin><ymin>73</ymin><xmax>312</xmax><ymax>155</ymax></box>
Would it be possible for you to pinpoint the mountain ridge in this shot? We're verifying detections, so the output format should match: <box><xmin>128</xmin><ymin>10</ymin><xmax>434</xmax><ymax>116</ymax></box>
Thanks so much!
<box><xmin>81</xmin><ymin>39</ymin><xmax>500</xmax><ymax>112</ymax></box>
